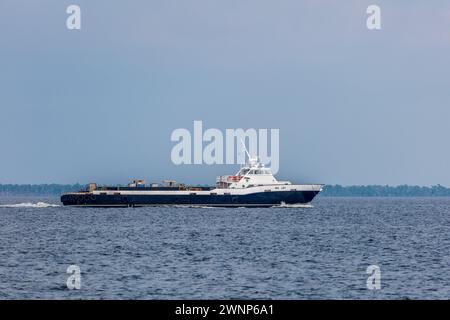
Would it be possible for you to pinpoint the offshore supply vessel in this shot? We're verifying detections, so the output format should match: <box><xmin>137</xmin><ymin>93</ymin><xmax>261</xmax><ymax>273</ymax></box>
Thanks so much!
<box><xmin>61</xmin><ymin>149</ymin><xmax>323</xmax><ymax>207</ymax></box>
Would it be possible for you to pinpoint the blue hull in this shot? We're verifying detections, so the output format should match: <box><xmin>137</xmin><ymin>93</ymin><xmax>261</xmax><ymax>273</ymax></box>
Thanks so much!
<box><xmin>61</xmin><ymin>190</ymin><xmax>320</xmax><ymax>207</ymax></box>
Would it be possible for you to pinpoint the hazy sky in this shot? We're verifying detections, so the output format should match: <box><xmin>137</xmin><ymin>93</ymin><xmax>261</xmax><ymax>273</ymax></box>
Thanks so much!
<box><xmin>1</xmin><ymin>0</ymin><xmax>450</xmax><ymax>185</ymax></box>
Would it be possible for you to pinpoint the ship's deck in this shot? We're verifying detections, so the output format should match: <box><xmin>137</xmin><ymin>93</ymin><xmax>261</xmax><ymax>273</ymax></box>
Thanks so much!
<box><xmin>94</xmin><ymin>186</ymin><xmax>214</xmax><ymax>192</ymax></box>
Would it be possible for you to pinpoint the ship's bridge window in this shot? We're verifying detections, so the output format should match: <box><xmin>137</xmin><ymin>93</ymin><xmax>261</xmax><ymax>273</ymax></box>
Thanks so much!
<box><xmin>240</xmin><ymin>169</ymin><xmax>249</xmax><ymax>175</ymax></box>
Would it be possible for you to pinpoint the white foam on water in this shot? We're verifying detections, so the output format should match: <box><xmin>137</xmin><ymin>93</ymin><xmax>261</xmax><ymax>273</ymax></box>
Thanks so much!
<box><xmin>170</xmin><ymin>205</ymin><xmax>224</xmax><ymax>209</ymax></box>
<box><xmin>0</xmin><ymin>202</ymin><xmax>60</xmax><ymax>208</ymax></box>
<box><xmin>273</xmin><ymin>203</ymin><xmax>314</xmax><ymax>208</ymax></box>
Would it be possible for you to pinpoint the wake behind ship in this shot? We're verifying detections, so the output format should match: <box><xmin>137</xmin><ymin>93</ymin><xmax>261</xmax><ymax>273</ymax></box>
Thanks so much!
<box><xmin>61</xmin><ymin>156</ymin><xmax>323</xmax><ymax>208</ymax></box>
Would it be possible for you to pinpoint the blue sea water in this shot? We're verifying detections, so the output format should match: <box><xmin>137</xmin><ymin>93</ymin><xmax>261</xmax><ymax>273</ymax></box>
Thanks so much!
<box><xmin>0</xmin><ymin>196</ymin><xmax>449</xmax><ymax>299</ymax></box>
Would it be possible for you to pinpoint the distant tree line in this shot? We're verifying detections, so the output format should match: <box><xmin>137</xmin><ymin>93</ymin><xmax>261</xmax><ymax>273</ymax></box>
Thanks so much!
<box><xmin>0</xmin><ymin>184</ymin><xmax>85</xmax><ymax>196</ymax></box>
<box><xmin>1</xmin><ymin>184</ymin><xmax>450</xmax><ymax>197</ymax></box>
<box><xmin>321</xmin><ymin>184</ymin><xmax>450</xmax><ymax>197</ymax></box>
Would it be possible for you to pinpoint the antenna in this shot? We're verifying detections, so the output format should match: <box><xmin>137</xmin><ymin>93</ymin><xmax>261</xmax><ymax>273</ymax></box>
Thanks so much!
<box><xmin>240</xmin><ymin>139</ymin><xmax>259</xmax><ymax>167</ymax></box>
<box><xmin>240</xmin><ymin>139</ymin><xmax>251</xmax><ymax>161</ymax></box>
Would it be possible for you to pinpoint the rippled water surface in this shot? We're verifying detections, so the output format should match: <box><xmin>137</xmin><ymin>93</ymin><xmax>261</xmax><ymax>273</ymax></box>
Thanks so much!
<box><xmin>1</xmin><ymin>196</ymin><xmax>450</xmax><ymax>299</ymax></box>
